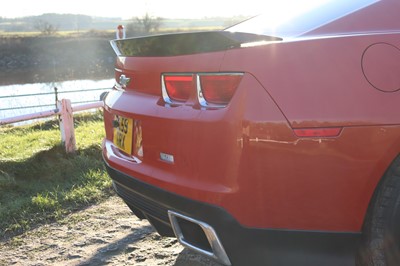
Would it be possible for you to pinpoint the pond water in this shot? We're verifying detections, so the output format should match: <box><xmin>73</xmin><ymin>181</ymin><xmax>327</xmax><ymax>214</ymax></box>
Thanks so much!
<box><xmin>0</xmin><ymin>79</ymin><xmax>114</xmax><ymax>124</ymax></box>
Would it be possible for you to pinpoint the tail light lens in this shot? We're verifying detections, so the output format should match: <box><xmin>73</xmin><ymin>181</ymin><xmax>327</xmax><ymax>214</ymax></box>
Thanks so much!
<box><xmin>161</xmin><ymin>73</ymin><xmax>243</xmax><ymax>107</ymax></box>
<box><xmin>199</xmin><ymin>74</ymin><xmax>242</xmax><ymax>106</ymax></box>
<box><xmin>163</xmin><ymin>75</ymin><xmax>194</xmax><ymax>102</ymax></box>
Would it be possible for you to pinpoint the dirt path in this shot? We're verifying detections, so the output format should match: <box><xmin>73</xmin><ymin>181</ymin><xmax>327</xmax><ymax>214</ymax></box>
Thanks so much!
<box><xmin>0</xmin><ymin>196</ymin><xmax>222</xmax><ymax>266</ymax></box>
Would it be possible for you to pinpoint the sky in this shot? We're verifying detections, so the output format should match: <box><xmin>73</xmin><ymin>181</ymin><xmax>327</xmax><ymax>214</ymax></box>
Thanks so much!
<box><xmin>1</xmin><ymin>0</ymin><xmax>325</xmax><ymax>19</ymax></box>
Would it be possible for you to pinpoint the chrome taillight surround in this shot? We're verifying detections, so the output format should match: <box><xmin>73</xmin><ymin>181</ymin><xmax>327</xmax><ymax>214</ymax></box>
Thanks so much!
<box><xmin>161</xmin><ymin>73</ymin><xmax>243</xmax><ymax>108</ymax></box>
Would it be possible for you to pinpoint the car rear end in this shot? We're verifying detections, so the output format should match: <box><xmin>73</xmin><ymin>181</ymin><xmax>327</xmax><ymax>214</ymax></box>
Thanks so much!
<box><xmin>102</xmin><ymin>31</ymin><xmax>290</xmax><ymax>265</ymax></box>
<box><xmin>102</xmin><ymin>1</ymin><xmax>400</xmax><ymax>265</ymax></box>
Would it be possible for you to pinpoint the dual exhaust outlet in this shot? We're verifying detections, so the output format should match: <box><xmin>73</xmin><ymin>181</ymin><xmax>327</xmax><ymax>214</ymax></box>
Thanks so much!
<box><xmin>168</xmin><ymin>210</ymin><xmax>231</xmax><ymax>266</ymax></box>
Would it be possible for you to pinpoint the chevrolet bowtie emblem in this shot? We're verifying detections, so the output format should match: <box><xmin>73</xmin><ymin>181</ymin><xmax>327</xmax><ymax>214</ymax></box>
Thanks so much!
<box><xmin>119</xmin><ymin>74</ymin><xmax>131</xmax><ymax>87</ymax></box>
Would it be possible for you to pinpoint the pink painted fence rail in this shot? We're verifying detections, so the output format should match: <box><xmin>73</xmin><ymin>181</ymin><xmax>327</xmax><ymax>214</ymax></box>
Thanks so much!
<box><xmin>0</xmin><ymin>99</ymin><xmax>104</xmax><ymax>153</ymax></box>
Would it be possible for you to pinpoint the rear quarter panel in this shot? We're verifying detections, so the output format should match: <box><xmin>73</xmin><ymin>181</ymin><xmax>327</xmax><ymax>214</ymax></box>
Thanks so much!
<box><xmin>219</xmin><ymin>33</ymin><xmax>400</xmax><ymax>231</ymax></box>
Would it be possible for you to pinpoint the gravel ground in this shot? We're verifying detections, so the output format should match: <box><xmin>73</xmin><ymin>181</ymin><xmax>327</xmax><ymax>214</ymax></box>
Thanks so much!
<box><xmin>0</xmin><ymin>196</ymin><xmax>223</xmax><ymax>266</ymax></box>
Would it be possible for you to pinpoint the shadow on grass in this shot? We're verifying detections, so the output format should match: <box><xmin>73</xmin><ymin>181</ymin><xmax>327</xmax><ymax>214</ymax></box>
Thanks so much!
<box><xmin>0</xmin><ymin>143</ymin><xmax>112</xmax><ymax>240</ymax></box>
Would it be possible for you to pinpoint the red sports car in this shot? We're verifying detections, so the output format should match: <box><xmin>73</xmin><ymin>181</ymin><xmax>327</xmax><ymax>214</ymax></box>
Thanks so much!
<box><xmin>102</xmin><ymin>0</ymin><xmax>400</xmax><ymax>265</ymax></box>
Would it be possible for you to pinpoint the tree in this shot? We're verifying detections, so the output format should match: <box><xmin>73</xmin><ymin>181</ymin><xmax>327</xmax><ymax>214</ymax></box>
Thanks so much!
<box><xmin>126</xmin><ymin>13</ymin><xmax>163</xmax><ymax>37</ymax></box>
<box><xmin>34</xmin><ymin>19</ymin><xmax>58</xmax><ymax>35</ymax></box>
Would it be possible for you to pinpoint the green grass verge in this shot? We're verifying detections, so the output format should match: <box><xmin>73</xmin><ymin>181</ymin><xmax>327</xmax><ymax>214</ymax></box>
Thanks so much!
<box><xmin>0</xmin><ymin>112</ymin><xmax>113</xmax><ymax>239</ymax></box>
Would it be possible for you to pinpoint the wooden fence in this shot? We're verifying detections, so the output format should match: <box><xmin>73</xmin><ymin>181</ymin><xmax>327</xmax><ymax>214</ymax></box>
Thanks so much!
<box><xmin>0</xmin><ymin>99</ymin><xmax>104</xmax><ymax>153</ymax></box>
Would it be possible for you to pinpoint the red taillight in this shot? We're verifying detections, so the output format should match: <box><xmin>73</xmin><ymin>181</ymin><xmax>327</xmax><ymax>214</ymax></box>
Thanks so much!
<box><xmin>293</xmin><ymin>127</ymin><xmax>342</xmax><ymax>138</ymax></box>
<box><xmin>200</xmin><ymin>75</ymin><xmax>242</xmax><ymax>105</ymax></box>
<box><xmin>164</xmin><ymin>75</ymin><xmax>193</xmax><ymax>102</ymax></box>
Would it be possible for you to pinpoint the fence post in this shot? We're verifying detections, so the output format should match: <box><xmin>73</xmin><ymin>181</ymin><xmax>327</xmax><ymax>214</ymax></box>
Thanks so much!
<box><xmin>57</xmin><ymin>99</ymin><xmax>76</xmax><ymax>153</ymax></box>
<box><xmin>54</xmin><ymin>87</ymin><xmax>59</xmax><ymax>108</ymax></box>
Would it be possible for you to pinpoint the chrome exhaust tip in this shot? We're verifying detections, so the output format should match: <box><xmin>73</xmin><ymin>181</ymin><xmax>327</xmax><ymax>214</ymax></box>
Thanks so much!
<box><xmin>168</xmin><ymin>210</ymin><xmax>231</xmax><ymax>266</ymax></box>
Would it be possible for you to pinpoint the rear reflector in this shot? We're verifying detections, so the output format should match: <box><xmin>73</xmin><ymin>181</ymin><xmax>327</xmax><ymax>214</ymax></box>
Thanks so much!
<box><xmin>293</xmin><ymin>127</ymin><xmax>342</xmax><ymax>138</ymax></box>
<box><xmin>199</xmin><ymin>75</ymin><xmax>242</xmax><ymax>105</ymax></box>
<box><xmin>164</xmin><ymin>75</ymin><xmax>193</xmax><ymax>102</ymax></box>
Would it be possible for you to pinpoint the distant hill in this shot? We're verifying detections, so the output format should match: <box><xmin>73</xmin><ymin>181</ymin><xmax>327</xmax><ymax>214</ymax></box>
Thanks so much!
<box><xmin>0</xmin><ymin>14</ymin><xmax>124</xmax><ymax>32</ymax></box>
<box><xmin>0</xmin><ymin>13</ymin><xmax>248</xmax><ymax>33</ymax></box>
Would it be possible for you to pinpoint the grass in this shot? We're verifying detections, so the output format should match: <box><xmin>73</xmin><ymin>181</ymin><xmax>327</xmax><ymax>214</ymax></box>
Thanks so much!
<box><xmin>0</xmin><ymin>112</ymin><xmax>113</xmax><ymax>240</ymax></box>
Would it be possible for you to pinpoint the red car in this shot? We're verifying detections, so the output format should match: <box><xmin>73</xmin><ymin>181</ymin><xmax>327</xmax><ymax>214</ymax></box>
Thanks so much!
<box><xmin>102</xmin><ymin>0</ymin><xmax>400</xmax><ymax>265</ymax></box>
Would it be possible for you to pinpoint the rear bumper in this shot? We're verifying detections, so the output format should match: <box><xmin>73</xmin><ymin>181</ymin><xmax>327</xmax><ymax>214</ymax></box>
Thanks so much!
<box><xmin>104</xmin><ymin>160</ymin><xmax>361</xmax><ymax>266</ymax></box>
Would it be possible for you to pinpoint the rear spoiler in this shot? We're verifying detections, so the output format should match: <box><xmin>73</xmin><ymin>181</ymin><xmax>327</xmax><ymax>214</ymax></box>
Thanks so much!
<box><xmin>110</xmin><ymin>31</ymin><xmax>281</xmax><ymax>57</ymax></box>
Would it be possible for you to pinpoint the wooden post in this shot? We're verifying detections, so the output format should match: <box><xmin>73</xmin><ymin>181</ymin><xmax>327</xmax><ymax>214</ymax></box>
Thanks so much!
<box><xmin>57</xmin><ymin>99</ymin><xmax>76</xmax><ymax>153</ymax></box>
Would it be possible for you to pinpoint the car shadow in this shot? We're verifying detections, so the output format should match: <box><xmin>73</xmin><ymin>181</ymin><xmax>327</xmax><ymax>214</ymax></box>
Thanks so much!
<box><xmin>75</xmin><ymin>224</ymin><xmax>154</xmax><ymax>266</ymax></box>
<box><xmin>174</xmin><ymin>248</ymin><xmax>224</xmax><ymax>266</ymax></box>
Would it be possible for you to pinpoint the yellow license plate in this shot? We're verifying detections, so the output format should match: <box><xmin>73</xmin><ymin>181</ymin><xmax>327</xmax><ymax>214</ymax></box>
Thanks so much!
<box><xmin>113</xmin><ymin>116</ymin><xmax>133</xmax><ymax>155</ymax></box>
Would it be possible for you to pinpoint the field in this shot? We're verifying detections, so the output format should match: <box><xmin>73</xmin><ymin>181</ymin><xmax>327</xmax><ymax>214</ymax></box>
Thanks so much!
<box><xmin>0</xmin><ymin>112</ymin><xmax>112</xmax><ymax>240</ymax></box>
